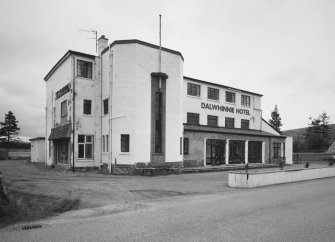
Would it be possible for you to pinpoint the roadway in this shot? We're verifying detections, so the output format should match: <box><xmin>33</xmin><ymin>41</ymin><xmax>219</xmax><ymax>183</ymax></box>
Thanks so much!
<box><xmin>1</xmin><ymin>177</ymin><xmax>335</xmax><ymax>241</ymax></box>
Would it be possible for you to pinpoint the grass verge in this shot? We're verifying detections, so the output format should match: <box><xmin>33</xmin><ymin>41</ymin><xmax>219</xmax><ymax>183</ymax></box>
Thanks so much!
<box><xmin>0</xmin><ymin>189</ymin><xmax>79</xmax><ymax>229</ymax></box>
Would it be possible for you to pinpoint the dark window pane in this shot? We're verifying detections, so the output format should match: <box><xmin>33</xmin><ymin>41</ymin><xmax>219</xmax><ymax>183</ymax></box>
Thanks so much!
<box><xmin>208</xmin><ymin>87</ymin><xmax>219</xmax><ymax>100</ymax></box>
<box><xmin>241</xmin><ymin>119</ymin><xmax>249</xmax><ymax>129</ymax></box>
<box><xmin>86</xmin><ymin>135</ymin><xmax>92</xmax><ymax>142</ymax></box>
<box><xmin>121</xmin><ymin>134</ymin><xmax>129</xmax><ymax>152</ymax></box>
<box><xmin>207</xmin><ymin>115</ymin><xmax>218</xmax><ymax>127</ymax></box>
<box><xmin>85</xmin><ymin>144</ymin><xmax>93</xmax><ymax>158</ymax></box>
<box><xmin>61</xmin><ymin>100</ymin><xmax>67</xmax><ymax>117</ymax></box>
<box><xmin>103</xmin><ymin>99</ymin><xmax>108</xmax><ymax>115</ymax></box>
<box><xmin>155</xmin><ymin>92</ymin><xmax>163</xmax><ymax>153</ymax></box>
<box><xmin>226</xmin><ymin>91</ymin><xmax>236</xmax><ymax>103</ymax></box>
<box><xmin>78</xmin><ymin>135</ymin><xmax>85</xmax><ymax>143</ymax></box>
<box><xmin>187</xmin><ymin>83</ymin><xmax>201</xmax><ymax>97</ymax></box>
<box><xmin>225</xmin><ymin>117</ymin><xmax>234</xmax><ymax>128</ymax></box>
<box><xmin>187</xmin><ymin>112</ymin><xmax>199</xmax><ymax>125</ymax></box>
<box><xmin>77</xmin><ymin>60</ymin><xmax>92</xmax><ymax>78</ymax></box>
<box><xmin>78</xmin><ymin>144</ymin><xmax>84</xmax><ymax>158</ymax></box>
<box><xmin>83</xmin><ymin>99</ymin><xmax>92</xmax><ymax>115</ymax></box>
<box><xmin>241</xmin><ymin>95</ymin><xmax>250</xmax><ymax>106</ymax></box>
<box><xmin>183</xmin><ymin>137</ymin><xmax>189</xmax><ymax>154</ymax></box>
<box><xmin>273</xmin><ymin>142</ymin><xmax>281</xmax><ymax>158</ymax></box>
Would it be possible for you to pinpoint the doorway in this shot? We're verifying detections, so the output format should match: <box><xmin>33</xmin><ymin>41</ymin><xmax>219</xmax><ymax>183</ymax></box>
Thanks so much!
<box><xmin>229</xmin><ymin>140</ymin><xmax>245</xmax><ymax>164</ymax></box>
<box><xmin>54</xmin><ymin>141</ymin><xmax>69</xmax><ymax>164</ymax></box>
<box><xmin>206</xmin><ymin>139</ymin><xmax>226</xmax><ymax>166</ymax></box>
<box><xmin>248</xmin><ymin>141</ymin><xmax>262</xmax><ymax>163</ymax></box>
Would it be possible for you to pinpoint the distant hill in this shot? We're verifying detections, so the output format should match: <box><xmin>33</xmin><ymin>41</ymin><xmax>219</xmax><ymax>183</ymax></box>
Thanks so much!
<box><xmin>283</xmin><ymin>124</ymin><xmax>335</xmax><ymax>151</ymax></box>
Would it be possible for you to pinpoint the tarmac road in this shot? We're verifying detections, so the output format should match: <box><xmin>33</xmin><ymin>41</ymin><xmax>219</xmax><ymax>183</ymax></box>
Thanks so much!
<box><xmin>2</xmin><ymin>177</ymin><xmax>335</xmax><ymax>242</ymax></box>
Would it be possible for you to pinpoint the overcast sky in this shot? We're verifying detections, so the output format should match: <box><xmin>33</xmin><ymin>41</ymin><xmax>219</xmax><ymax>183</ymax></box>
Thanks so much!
<box><xmin>0</xmin><ymin>0</ymin><xmax>334</xmax><ymax>138</ymax></box>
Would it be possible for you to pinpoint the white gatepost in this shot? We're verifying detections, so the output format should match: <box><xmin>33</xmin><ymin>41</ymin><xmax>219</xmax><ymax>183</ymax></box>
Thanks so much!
<box><xmin>262</xmin><ymin>141</ymin><xmax>266</xmax><ymax>164</ymax></box>
<box><xmin>280</xmin><ymin>143</ymin><xmax>284</xmax><ymax>157</ymax></box>
<box><xmin>225</xmin><ymin>139</ymin><xmax>230</xmax><ymax>165</ymax></box>
<box><xmin>245</xmin><ymin>140</ymin><xmax>249</xmax><ymax>164</ymax></box>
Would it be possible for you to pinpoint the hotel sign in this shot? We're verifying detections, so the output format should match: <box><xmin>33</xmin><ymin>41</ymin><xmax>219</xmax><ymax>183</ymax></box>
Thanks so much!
<box><xmin>201</xmin><ymin>102</ymin><xmax>250</xmax><ymax>115</ymax></box>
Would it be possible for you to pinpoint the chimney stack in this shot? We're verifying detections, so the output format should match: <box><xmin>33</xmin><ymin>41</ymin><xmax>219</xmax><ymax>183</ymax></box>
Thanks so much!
<box><xmin>98</xmin><ymin>35</ymin><xmax>108</xmax><ymax>55</ymax></box>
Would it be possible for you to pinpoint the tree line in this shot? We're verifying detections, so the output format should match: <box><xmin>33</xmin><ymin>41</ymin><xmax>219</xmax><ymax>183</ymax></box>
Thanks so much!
<box><xmin>268</xmin><ymin>105</ymin><xmax>332</xmax><ymax>152</ymax></box>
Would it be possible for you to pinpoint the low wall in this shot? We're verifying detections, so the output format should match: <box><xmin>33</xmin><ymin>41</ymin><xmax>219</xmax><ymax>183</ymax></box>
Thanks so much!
<box><xmin>228</xmin><ymin>167</ymin><xmax>335</xmax><ymax>188</ymax></box>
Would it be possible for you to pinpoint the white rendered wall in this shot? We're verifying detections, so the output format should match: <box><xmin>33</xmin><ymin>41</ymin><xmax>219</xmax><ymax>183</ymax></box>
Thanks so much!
<box><xmin>45</xmin><ymin>57</ymin><xmax>72</xmax><ymax>166</ymax></box>
<box><xmin>229</xmin><ymin>167</ymin><xmax>335</xmax><ymax>188</ymax></box>
<box><xmin>183</xmin><ymin>80</ymin><xmax>262</xmax><ymax>130</ymax></box>
<box><xmin>285</xmin><ymin>137</ymin><xmax>293</xmax><ymax>164</ymax></box>
<box><xmin>45</xmin><ymin>54</ymin><xmax>101</xmax><ymax>167</ymax></box>
<box><xmin>109</xmin><ymin>43</ymin><xmax>183</xmax><ymax>165</ymax></box>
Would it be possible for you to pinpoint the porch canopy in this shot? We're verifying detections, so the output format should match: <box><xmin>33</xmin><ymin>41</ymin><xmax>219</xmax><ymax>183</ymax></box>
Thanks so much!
<box><xmin>48</xmin><ymin>122</ymin><xmax>71</xmax><ymax>140</ymax></box>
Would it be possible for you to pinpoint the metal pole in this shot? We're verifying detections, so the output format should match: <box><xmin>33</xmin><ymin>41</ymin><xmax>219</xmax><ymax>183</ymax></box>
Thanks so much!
<box><xmin>159</xmin><ymin>14</ymin><xmax>162</xmax><ymax>89</ymax></box>
<box><xmin>72</xmin><ymin>56</ymin><xmax>76</xmax><ymax>172</ymax></box>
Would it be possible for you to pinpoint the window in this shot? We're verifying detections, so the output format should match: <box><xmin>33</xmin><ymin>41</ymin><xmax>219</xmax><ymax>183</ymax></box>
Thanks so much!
<box><xmin>225</xmin><ymin>91</ymin><xmax>236</xmax><ymax>103</ymax></box>
<box><xmin>61</xmin><ymin>100</ymin><xmax>67</xmax><ymax>117</ymax></box>
<box><xmin>183</xmin><ymin>137</ymin><xmax>189</xmax><ymax>154</ymax></box>
<box><xmin>225</xmin><ymin>117</ymin><xmax>234</xmax><ymax>128</ymax></box>
<box><xmin>187</xmin><ymin>112</ymin><xmax>200</xmax><ymax>125</ymax></box>
<box><xmin>241</xmin><ymin>119</ymin><xmax>249</xmax><ymax>129</ymax></box>
<box><xmin>155</xmin><ymin>92</ymin><xmax>163</xmax><ymax>153</ymax></box>
<box><xmin>77</xmin><ymin>60</ymin><xmax>92</xmax><ymax>78</ymax></box>
<box><xmin>208</xmin><ymin>87</ymin><xmax>219</xmax><ymax>100</ymax></box>
<box><xmin>102</xmin><ymin>135</ymin><xmax>105</xmax><ymax>152</ymax></box>
<box><xmin>83</xmin><ymin>99</ymin><xmax>92</xmax><ymax>115</ymax></box>
<box><xmin>103</xmin><ymin>99</ymin><xmax>109</xmax><ymax>115</ymax></box>
<box><xmin>207</xmin><ymin>115</ymin><xmax>218</xmax><ymax>127</ymax></box>
<box><xmin>61</xmin><ymin>100</ymin><xmax>67</xmax><ymax>123</ymax></box>
<box><xmin>121</xmin><ymin>134</ymin><xmax>129</xmax><ymax>152</ymax></box>
<box><xmin>241</xmin><ymin>95</ymin><xmax>250</xmax><ymax>107</ymax></box>
<box><xmin>187</xmin><ymin>83</ymin><xmax>201</xmax><ymax>97</ymax></box>
<box><xmin>273</xmin><ymin>142</ymin><xmax>281</xmax><ymax>158</ymax></box>
<box><xmin>56</xmin><ymin>84</ymin><xmax>70</xmax><ymax>100</ymax></box>
<box><xmin>78</xmin><ymin>135</ymin><xmax>93</xmax><ymax>159</ymax></box>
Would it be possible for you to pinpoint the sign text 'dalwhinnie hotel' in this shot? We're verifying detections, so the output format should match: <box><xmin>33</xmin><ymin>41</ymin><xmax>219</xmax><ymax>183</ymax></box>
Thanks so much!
<box><xmin>201</xmin><ymin>102</ymin><xmax>250</xmax><ymax>115</ymax></box>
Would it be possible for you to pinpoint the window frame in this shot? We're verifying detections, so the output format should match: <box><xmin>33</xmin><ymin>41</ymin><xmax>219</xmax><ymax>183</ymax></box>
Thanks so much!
<box><xmin>241</xmin><ymin>94</ymin><xmax>251</xmax><ymax>107</ymax></box>
<box><xmin>61</xmin><ymin>100</ymin><xmax>67</xmax><ymax>117</ymax></box>
<box><xmin>121</xmin><ymin>134</ymin><xmax>130</xmax><ymax>153</ymax></box>
<box><xmin>241</xmin><ymin>119</ymin><xmax>250</xmax><ymax>129</ymax></box>
<box><xmin>183</xmin><ymin>137</ymin><xmax>189</xmax><ymax>154</ymax></box>
<box><xmin>77</xmin><ymin>59</ymin><xmax>93</xmax><ymax>79</ymax></box>
<box><xmin>225</xmin><ymin>117</ymin><xmax>235</xmax><ymax>128</ymax></box>
<box><xmin>225</xmin><ymin>91</ymin><xmax>236</xmax><ymax>103</ymax></box>
<box><xmin>187</xmin><ymin>83</ymin><xmax>201</xmax><ymax>97</ymax></box>
<box><xmin>187</xmin><ymin>112</ymin><xmax>200</xmax><ymax>125</ymax></box>
<box><xmin>78</xmin><ymin>134</ymin><xmax>94</xmax><ymax>159</ymax></box>
<box><xmin>103</xmin><ymin>98</ymin><xmax>109</xmax><ymax>115</ymax></box>
<box><xmin>207</xmin><ymin>87</ymin><xmax>219</xmax><ymax>101</ymax></box>
<box><xmin>273</xmin><ymin>142</ymin><xmax>281</xmax><ymax>158</ymax></box>
<box><xmin>207</xmin><ymin>115</ymin><xmax>218</xmax><ymax>127</ymax></box>
<box><xmin>83</xmin><ymin>99</ymin><xmax>92</xmax><ymax>115</ymax></box>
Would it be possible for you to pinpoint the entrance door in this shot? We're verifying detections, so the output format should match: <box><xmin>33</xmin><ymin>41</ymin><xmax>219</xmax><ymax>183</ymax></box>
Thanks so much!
<box><xmin>206</xmin><ymin>139</ymin><xmax>226</xmax><ymax>166</ymax></box>
<box><xmin>229</xmin><ymin>140</ymin><xmax>245</xmax><ymax>164</ymax></box>
<box><xmin>248</xmin><ymin>141</ymin><xmax>262</xmax><ymax>163</ymax></box>
<box><xmin>56</xmin><ymin>141</ymin><xmax>69</xmax><ymax>164</ymax></box>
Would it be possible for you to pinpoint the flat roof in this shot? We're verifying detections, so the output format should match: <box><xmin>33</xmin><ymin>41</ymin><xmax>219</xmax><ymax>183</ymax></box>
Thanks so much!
<box><xmin>44</xmin><ymin>50</ymin><xmax>96</xmax><ymax>81</ymax></box>
<box><xmin>184</xmin><ymin>124</ymin><xmax>285</xmax><ymax>138</ymax></box>
<box><xmin>184</xmin><ymin>76</ymin><xmax>263</xmax><ymax>97</ymax></box>
<box><xmin>101</xmin><ymin>39</ymin><xmax>184</xmax><ymax>61</ymax></box>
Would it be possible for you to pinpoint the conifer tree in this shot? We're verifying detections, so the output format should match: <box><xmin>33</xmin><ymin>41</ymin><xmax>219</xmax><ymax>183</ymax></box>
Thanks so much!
<box><xmin>269</xmin><ymin>105</ymin><xmax>283</xmax><ymax>134</ymax></box>
<box><xmin>0</xmin><ymin>111</ymin><xmax>20</xmax><ymax>153</ymax></box>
